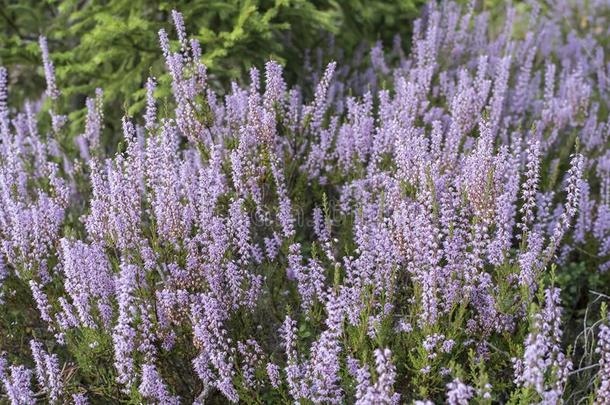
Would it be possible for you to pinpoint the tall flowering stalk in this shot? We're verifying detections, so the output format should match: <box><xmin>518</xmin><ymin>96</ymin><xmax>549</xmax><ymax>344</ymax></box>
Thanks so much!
<box><xmin>513</xmin><ymin>288</ymin><xmax>572</xmax><ymax>402</ymax></box>
<box><xmin>353</xmin><ymin>349</ymin><xmax>400</xmax><ymax>405</ymax></box>
<box><xmin>594</xmin><ymin>319</ymin><xmax>610</xmax><ymax>403</ymax></box>
<box><xmin>543</xmin><ymin>153</ymin><xmax>585</xmax><ymax>263</ymax></box>
<box><xmin>38</xmin><ymin>36</ymin><xmax>60</xmax><ymax>101</ymax></box>
<box><xmin>30</xmin><ymin>340</ymin><xmax>63</xmax><ymax>403</ymax></box>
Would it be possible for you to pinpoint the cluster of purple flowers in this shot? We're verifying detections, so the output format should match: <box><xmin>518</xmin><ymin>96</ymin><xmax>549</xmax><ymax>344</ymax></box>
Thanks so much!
<box><xmin>0</xmin><ymin>0</ymin><xmax>609</xmax><ymax>403</ymax></box>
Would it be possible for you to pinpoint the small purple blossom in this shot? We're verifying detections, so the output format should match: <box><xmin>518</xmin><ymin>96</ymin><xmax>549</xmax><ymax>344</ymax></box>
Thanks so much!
<box><xmin>446</xmin><ymin>378</ymin><xmax>474</xmax><ymax>405</ymax></box>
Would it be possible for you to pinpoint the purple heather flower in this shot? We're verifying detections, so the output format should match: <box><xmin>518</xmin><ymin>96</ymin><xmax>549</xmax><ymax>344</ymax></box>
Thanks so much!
<box><xmin>83</xmin><ymin>88</ymin><xmax>104</xmax><ymax>152</ymax></box>
<box><xmin>264</xmin><ymin>60</ymin><xmax>287</xmax><ymax>111</ymax></box>
<box><xmin>29</xmin><ymin>280</ymin><xmax>53</xmax><ymax>326</ymax></box>
<box><xmin>518</xmin><ymin>230</ymin><xmax>544</xmax><ymax>292</ymax></box>
<box><xmin>266</xmin><ymin>363</ymin><xmax>281</xmax><ymax>389</ymax></box>
<box><xmin>594</xmin><ymin>320</ymin><xmax>610</xmax><ymax>403</ymax></box>
<box><xmin>0</xmin><ymin>360</ymin><xmax>36</xmax><ymax>405</ymax></box>
<box><xmin>60</xmin><ymin>239</ymin><xmax>115</xmax><ymax>328</ymax></box>
<box><xmin>144</xmin><ymin>77</ymin><xmax>157</xmax><ymax>132</ymax></box>
<box><xmin>191</xmin><ymin>293</ymin><xmax>238</xmax><ymax>403</ymax></box>
<box><xmin>544</xmin><ymin>153</ymin><xmax>585</xmax><ymax>262</ymax></box>
<box><xmin>0</xmin><ymin>66</ymin><xmax>8</xmax><ymax>137</ymax></box>
<box><xmin>488</xmin><ymin>56</ymin><xmax>511</xmax><ymax>134</ymax></box>
<box><xmin>446</xmin><ymin>378</ymin><xmax>474</xmax><ymax>405</ymax></box>
<box><xmin>355</xmin><ymin>349</ymin><xmax>400</xmax><ymax>405</ymax></box>
<box><xmin>306</xmin><ymin>293</ymin><xmax>344</xmax><ymax>403</ymax></box>
<box><xmin>139</xmin><ymin>363</ymin><xmax>179</xmax><ymax>405</ymax></box>
<box><xmin>112</xmin><ymin>263</ymin><xmax>140</xmax><ymax>388</ymax></box>
<box><xmin>520</xmin><ymin>140</ymin><xmax>540</xmax><ymax>233</ymax></box>
<box><xmin>145</xmin><ymin>121</ymin><xmax>193</xmax><ymax>244</ymax></box>
<box><xmin>513</xmin><ymin>288</ymin><xmax>572</xmax><ymax>399</ymax></box>
<box><xmin>371</xmin><ymin>41</ymin><xmax>390</xmax><ymax>75</ymax></box>
<box><xmin>228</xmin><ymin>198</ymin><xmax>256</xmax><ymax>265</ymax></box>
<box><xmin>171</xmin><ymin>10</ymin><xmax>188</xmax><ymax>54</ymax></box>
<box><xmin>72</xmin><ymin>393</ymin><xmax>88</xmax><ymax>405</ymax></box>
<box><xmin>30</xmin><ymin>340</ymin><xmax>63</xmax><ymax>403</ymax></box>
<box><xmin>270</xmin><ymin>153</ymin><xmax>295</xmax><ymax>239</ymax></box>
<box><xmin>308</xmin><ymin>61</ymin><xmax>337</xmax><ymax>133</ymax></box>
<box><xmin>238</xmin><ymin>339</ymin><xmax>264</xmax><ymax>389</ymax></box>
<box><xmin>39</xmin><ymin>36</ymin><xmax>60</xmax><ymax>100</ymax></box>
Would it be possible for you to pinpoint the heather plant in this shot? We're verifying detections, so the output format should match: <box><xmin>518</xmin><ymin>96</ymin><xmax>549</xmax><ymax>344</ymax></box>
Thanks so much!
<box><xmin>0</xmin><ymin>0</ymin><xmax>610</xmax><ymax>404</ymax></box>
